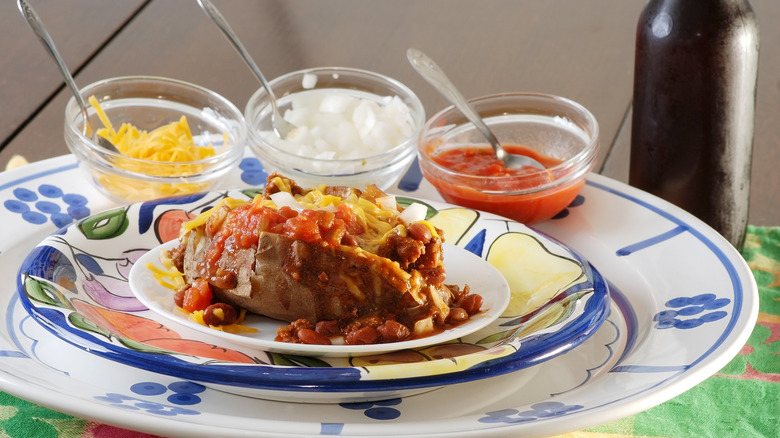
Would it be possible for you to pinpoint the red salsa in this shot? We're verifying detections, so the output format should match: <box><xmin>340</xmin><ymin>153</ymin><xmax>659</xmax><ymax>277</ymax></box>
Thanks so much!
<box><xmin>432</xmin><ymin>144</ymin><xmax>561</xmax><ymax>177</ymax></box>
<box><xmin>427</xmin><ymin>144</ymin><xmax>584</xmax><ymax>224</ymax></box>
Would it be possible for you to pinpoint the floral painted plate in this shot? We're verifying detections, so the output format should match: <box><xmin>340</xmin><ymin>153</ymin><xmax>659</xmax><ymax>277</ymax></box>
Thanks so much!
<box><xmin>17</xmin><ymin>188</ymin><xmax>609</xmax><ymax>402</ymax></box>
<box><xmin>130</xmin><ymin>240</ymin><xmax>512</xmax><ymax>357</ymax></box>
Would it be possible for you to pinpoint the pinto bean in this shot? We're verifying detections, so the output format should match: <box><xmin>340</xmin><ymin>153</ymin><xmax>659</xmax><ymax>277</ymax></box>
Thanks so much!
<box><xmin>173</xmin><ymin>289</ymin><xmax>185</xmax><ymax>308</ymax></box>
<box><xmin>377</xmin><ymin>320</ymin><xmax>411</xmax><ymax>342</ymax></box>
<box><xmin>458</xmin><ymin>294</ymin><xmax>483</xmax><ymax>315</ymax></box>
<box><xmin>202</xmin><ymin>303</ymin><xmax>238</xmax><ymax>326</ymax></box>
<box><xmin>407</xmin><ymin>222</ymin><xmax>432</xmax><ymax>243</ymax></box>
<box><xmin>340</xmin><ymin>234</ymin><xmax>359</xmax><ymax>246</ymax></box>
<box><xmin>315</xmin><ymin>320</ymin><xmax>341</xmax><ymax>337</ymax></box>
<box><xmin>209</xmin><ymin>268</ymin><xmax>237</xmax><ymax>290</ymax></box>
<box><xmin>297</xmin><ymin>328</ymin><xmax>332</xmax><ymax>345</ymax></box>
<box><xmin>446</xmin><ymin>307</ymin><xmax>469</xmax><ymax>323</ymax></box>
<box><xmin>345</xmin><ymin>326</ymin><xmax>380</xmax><ymax>345</ymax></box>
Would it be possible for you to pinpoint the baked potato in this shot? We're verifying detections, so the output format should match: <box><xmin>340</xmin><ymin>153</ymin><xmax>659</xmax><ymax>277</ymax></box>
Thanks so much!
<box><xmin>169</xmin><ymin>174</ymin><xmax>481</xmax><ymax>345</ymax></box>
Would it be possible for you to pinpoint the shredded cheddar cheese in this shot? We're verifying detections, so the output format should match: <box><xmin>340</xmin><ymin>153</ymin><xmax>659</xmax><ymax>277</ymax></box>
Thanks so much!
<box><xmin>145</xmin><ymin>253</ymin><xmax>186</xmax><ymax>291</ymax></box>
<box><xmin>188</xmin><ymin>309</ymin><xmax>257</xmax><ymax>334</ymax></box>
<box><xmin>181</xmin><ymin>197</ymin><xmax>250</xmax><ymax>234</ymax></box>
<box><xmin>87</xmin><ymin>95</ymin><xmax>228</xmax><ymax>201</ymax></box>
<box><xmin>179</xmin><ymin>187</ymin><xmax>405</xmax><ymax>247</ymax></box>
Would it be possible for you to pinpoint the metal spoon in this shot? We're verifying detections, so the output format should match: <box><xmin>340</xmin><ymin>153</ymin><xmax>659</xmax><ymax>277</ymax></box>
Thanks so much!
<box><xmin>407</xmin><ymin>48</ymin><xmax>545</xmax><ymax>170</ymax></box>
<box><xmin>197</xmin><ymin>0</ymin><xmax>293</xmax><ymax>138</ymax></box>
<box><xmin>17</xmin><ymin>0</ymin><xmax>118</xmax><ymax>153</ymax></box>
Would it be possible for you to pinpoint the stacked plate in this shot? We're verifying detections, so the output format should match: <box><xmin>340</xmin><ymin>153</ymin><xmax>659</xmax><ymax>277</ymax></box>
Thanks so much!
<box><xmin>17</xmin><ymin>189</ymin><xmax>610</xmax><ymax>403</ymax></box>
<box><xmin>4</xmin><ymin>158</ymin><xmax>757</xmax><ymax>437</ymax></box>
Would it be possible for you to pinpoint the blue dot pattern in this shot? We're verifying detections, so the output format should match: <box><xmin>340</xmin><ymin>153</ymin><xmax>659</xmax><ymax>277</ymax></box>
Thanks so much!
<box><xmin>479</xmin><ymin>402</ymin><xmax>583</xmax><ymax>424</ymax></box>
<box><xmin>13</xmin><ymin>188</ymin><xmax>38</xmax><ymax>202</ymax></box>
<box><xmin>239</xmin><ymin>157</ymin><xmax>268</xmax><ymax>186</ymax></box>
<box><xmin>4</xmin><ymin>184</ymin><xmax>90</xmax><ymax>227</ymax></box>
<box><xmin>340</xmin><ymin>398</ymin><xmax>402</xmax><ymax>420</ymax></box>
<box><xmin>93</xmin><ymin>380</ymin><xmax>204</xmax><ymax>416</ymax></box>
<box><xmin>653</xmin><ymin>293</ymin><xmax>730</xmax><ymax>329</ymax></box>
<box><xmin>552</xmin><ymin>194</ymin><xmax>585</xmax><ymax>220</ymax></box>
<box><xmin>130</xmin><ymin>382</ymin><xmax>167</xmax><ymax>396</ymax></box>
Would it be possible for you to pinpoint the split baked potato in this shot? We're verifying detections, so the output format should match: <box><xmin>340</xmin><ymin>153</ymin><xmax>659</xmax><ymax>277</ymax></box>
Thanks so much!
<box><xmin>169</xmin><ymin>174</ymin><xmax>481</xmax><ymax>345</ymax></box>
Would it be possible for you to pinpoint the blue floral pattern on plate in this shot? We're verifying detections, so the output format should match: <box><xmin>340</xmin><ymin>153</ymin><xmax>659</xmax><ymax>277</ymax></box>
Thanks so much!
<box><xmin>654</xmin><ymin>293</ymin><xmax>730</xmax><ymax>329</ymax></box>
<box><xmin>4</xmin><ymin>184</ymin><xmax>90</xmax><ymax>227</ymax></box>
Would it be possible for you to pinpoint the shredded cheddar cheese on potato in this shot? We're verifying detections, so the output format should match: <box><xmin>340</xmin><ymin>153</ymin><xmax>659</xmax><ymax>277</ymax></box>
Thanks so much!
<box><xmin>146</xmin><ymin>253</ymin><xmax>186</xmax><ymax>291</ymax></box>
<box><xmin>177</xmin><ymin>184</ymin><xmax>438</xmax><ymax>252</ymax></box>
<box><xmin>188</xmin><ymin>309</ymin><xmax>257</xmax><ymax>334</ymax></box>
<box><xmin>87</xmin><ymin>95</ymin><xmax>228</xmax><ymax>201</ymax></box>
<box><xmin>180</xmin><ymin>197</ymin><xmax>250</xmax><ymax>234</ymax></box>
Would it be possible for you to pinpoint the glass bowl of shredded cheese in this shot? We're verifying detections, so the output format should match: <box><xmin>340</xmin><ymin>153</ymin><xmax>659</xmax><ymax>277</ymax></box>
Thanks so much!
<box><xmin>64</xmin><ymin>76</ymin><xmax>247</xmax><ymax>202</ymax></box>
<box><xmin>244</xmin><ymin>67</ymin><xmax>425</xmax><ymax>191</ymax></box>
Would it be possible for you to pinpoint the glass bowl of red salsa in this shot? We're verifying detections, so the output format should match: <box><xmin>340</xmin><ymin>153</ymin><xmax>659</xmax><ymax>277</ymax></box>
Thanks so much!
<box><xmin>418</xmin><ymin>92</ymin><xmax>599</xmax><ymax>224</ymax></box>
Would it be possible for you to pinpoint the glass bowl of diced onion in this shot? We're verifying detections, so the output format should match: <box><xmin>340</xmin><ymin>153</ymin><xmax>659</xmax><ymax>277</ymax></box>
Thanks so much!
<box><xmin>244</xmin><ymin>67</ymin><xmax>425</xmax><ymax>191</ymax></box>
<box><xmin>64</xmin><ymin>76</ymin><xmax>247</xmax><ymax>203</ymax></box>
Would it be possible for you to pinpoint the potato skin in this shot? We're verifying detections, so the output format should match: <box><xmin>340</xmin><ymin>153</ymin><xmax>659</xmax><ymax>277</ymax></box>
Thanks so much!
<box><xmin>185</xmin><ymin>231</ymin><xmax>423</xmax><ymax>324</ymax></box>
<box><xmin>173</xmin><ymin>173</ymin><xmax>473</xmax><ymax>342</ymax></box>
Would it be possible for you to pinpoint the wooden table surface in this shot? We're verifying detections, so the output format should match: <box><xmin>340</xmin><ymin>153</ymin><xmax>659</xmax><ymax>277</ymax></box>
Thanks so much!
<box><xmin>0</xmin><ymin>0</ymin><xmax>777</xmax><ymax>226</ymax></box>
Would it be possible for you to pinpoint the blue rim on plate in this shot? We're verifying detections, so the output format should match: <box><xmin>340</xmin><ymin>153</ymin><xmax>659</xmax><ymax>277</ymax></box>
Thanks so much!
<box><xmin>17</xmin><ymin>189</ymin><xmax>610</xmax><ymax>393</ymax></box>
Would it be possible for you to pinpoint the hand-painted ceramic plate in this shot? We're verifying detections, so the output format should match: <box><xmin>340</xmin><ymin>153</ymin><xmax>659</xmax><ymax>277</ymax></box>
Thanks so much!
<box><xmin>129</xmin><ymin>240</ymin><xmax>511</xmax><ymax>357</ymax></box>
<box><xmin>17</xmin><ymin>187</ymin><xmax>608</xmax><ymax>401</ymax></box>
<box><xmin>0</xmin><ymin>156</ymin><xmax>758</xmax><ymax>437</ymax></box>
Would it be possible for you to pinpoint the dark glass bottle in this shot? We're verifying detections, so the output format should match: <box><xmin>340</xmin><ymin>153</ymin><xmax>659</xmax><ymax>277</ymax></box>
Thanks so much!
<box><xmin>629</xmin><ymin>0</ymin><xmax>759</xmax><ymax>249</ymax></box>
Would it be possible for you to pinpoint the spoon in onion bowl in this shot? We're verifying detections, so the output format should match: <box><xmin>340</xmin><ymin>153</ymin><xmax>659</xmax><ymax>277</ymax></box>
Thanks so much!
<box><xmin>197</xmin><ymin>0</ymin><xmax>294</xmax><ymax>139</ymax></box>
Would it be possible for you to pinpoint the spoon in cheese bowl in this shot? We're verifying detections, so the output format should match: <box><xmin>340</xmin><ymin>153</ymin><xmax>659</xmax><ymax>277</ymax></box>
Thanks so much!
<box><xmin>17</xmin><ymin>0</ymin><xmax>118</xmax><ymax>153</ymax></box>
<box><xmin>197</xmin><ymin>0</ymin><xmax>294</xmax><ymax>138</ymax></box>
<box><xmin>407</xmin><ymin>48</ymin><xmax>545</xmax><ymax>171</ymax></box>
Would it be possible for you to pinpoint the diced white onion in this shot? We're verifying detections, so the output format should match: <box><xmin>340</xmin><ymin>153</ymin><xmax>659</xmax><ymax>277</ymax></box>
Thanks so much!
<box><xmin>397</xmin><ymin>202</ymin><xmax>427</xmax><ymax>225</ymax></box>
<box><xmin>269</xmin><ymin>191</ymin><xmax>304</xmax><ymax>212</ymax></box>
<box><xmin>301</xmin><ymin>73</ymin><xmax>318</xmax><ymax>89</ymax></box>
<box><xmin>267</xmin><ymin>89</ymin><xmax>414</xmax><ymax>163</ymax></box>
<box><xmin>376</xmin><ymin>195</ymin><xmax>398</xmax><ymax>212</ymax></box>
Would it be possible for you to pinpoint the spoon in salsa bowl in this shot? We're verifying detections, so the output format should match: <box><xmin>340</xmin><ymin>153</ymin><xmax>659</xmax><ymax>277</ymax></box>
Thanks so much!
<box><xmin>407</xmin><ymin>48</ymin><xmax>545</xmax><ymax>171</ymax></box>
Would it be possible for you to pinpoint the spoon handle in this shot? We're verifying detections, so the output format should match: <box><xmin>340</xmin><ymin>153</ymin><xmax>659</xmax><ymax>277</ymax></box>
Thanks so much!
<box><xmin>197</xmin><ymin>0</ymin><xmax>275</xmax><ymax>102</ymax></box>
<box><xmin>406</xmin><ymin>48</ymin><xmax>505</xmax><ymax>161</ymax></box>
<box><xmin>197</xmin><ymin>0</ymin><xmax>293</xmax><ymax>137</ymax></box>
<box><xmin>17</xmin><ymin>0</ymin><xmax>89</xmax><ymax>131</ymax></box>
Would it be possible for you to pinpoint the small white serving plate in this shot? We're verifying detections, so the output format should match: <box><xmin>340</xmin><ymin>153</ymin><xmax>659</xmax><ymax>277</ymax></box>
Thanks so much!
<box><xmin>129</xmin><ymin>240</ymin><xmax>511</xmax><ymax>357</ymax></box>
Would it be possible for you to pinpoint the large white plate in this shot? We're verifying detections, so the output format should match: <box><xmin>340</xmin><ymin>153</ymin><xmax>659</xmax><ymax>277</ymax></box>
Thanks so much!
<box><xmin>0</xmin><ymin>155</ymin><xmax>757</xmax><ymax>437</ymax></box>
<box><xmin>130</xmin><ymin>240</ymin><xmax>512</xmax><ymax>357</ymax></box>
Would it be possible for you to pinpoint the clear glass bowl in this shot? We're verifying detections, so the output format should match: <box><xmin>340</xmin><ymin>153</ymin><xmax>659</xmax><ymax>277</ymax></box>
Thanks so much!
<box><xmin>418</xmin><ymin>93</ymin><xmax>599</xmax><ymax>224</ymax></box>
<box><xmin>244</xmin><ymin>67</ymin><xmax>425</xmax><ymax>191</ymax></box>
<box><xmin>64</xmin><ymin>76</ymin><xmax>247</xmax><ymax>202</ymax></box>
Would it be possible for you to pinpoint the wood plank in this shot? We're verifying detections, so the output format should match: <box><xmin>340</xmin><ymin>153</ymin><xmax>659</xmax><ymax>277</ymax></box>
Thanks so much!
<box><xmin>3</xmin><ymin>0</ymin><xmax>776</xmax><ymax>226</ymax></box>
<box><xmin>0</xmin><ymin>0</ymin><xmax>146</xmax><ymax>149</ymax></box>
<box><xmin>1</xmin><ymin>0</ymin><xmax>641</xmax><ymax>166</ymax></box>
